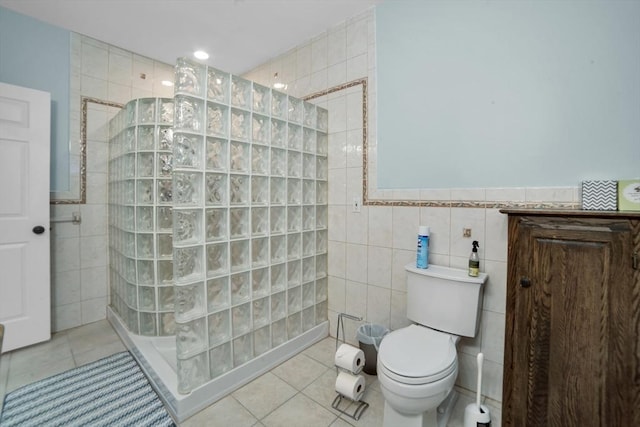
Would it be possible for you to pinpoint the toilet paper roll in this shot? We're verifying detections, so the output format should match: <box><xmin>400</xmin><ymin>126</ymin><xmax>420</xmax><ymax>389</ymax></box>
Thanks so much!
<box><xmin>334</xmin><ymin>343</ymin><xmax>365</xmax><ymax>374</ymax></box>
<box><xmin>335</xmin><ymin>371</ymin><xmax>365</xmax><ymax>402</ymax></box>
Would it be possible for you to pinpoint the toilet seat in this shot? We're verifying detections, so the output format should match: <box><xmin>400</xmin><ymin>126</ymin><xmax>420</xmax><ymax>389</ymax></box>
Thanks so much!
<box><xmin>378</xmin><ymin>324</ymin><xmax>457</xmax><ymax>385</ymax></box>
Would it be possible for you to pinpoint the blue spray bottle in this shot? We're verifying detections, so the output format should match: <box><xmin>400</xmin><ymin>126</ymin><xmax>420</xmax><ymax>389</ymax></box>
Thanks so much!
<box><xmin>416</xmin><ymin>226</ymin><xmax>430</xmax><ymax>269</ymax></box>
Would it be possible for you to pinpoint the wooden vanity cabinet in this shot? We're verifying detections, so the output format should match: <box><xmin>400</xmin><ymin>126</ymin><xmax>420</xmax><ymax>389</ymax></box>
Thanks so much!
<box><xmin>500</xmin><ymin>209</ymin><xmax>640</xmax><ymax>427</ymax></box>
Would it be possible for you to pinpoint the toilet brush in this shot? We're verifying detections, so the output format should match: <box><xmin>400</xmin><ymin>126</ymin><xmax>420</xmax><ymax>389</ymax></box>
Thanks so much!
<box><xmin>464</xmin><ymin>352</ymin><xmax>491</xmax><ymax>427</ymax></box>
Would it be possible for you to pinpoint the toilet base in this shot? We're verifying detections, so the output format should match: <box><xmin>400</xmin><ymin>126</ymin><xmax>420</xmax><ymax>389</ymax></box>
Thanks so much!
<box><xmin>382</xmin><ymin>390</ymin><xmax>458</xmax><ymax>427</ymax></box>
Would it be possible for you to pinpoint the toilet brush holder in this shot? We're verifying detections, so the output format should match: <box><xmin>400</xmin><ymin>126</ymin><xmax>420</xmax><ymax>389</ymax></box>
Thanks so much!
<box><xmin>464</xmin><ymin>352</ymin><xmax>491</xmax><ymax>427</ymax></box>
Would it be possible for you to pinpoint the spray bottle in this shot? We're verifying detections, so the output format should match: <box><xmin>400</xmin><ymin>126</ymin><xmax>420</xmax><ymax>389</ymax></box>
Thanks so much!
<box><xmin>416</xmin><ymin>226</ymin><xmax>430</xmax><ymax>269</ymax></box>
<box><xmin>468</xmin><ymin>240</ymin><xmax>480</xmax><ymax>277</ymax></box>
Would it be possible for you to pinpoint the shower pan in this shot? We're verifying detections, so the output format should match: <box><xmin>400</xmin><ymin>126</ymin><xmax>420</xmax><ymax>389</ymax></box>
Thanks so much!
<box><xmin>107</xmin><ymin>58</ymin><xmax>329</xmax><ymax>421</ymax></box>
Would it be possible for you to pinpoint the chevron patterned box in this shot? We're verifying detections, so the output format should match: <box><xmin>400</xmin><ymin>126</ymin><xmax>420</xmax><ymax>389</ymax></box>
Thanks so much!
<box><xmin>581</xmin><ymin>180</ymin><xmax>617</xmax><ymax>210</ymax></box>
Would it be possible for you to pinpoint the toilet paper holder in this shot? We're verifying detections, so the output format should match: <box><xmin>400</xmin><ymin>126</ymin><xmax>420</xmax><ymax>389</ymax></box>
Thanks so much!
<box><xmin>332</xmin><ymin>312</ymin><xmax>369</xmax><ymax>421</ymax></box>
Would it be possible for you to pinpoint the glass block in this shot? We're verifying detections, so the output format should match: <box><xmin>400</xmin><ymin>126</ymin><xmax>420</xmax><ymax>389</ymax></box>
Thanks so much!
<box><xmin>287</xmin><ymin>312</ymin><xmax>302</xmax><ymax>339</ymax></box>
<box><xmin>157</xmin><ymin>233</ymin><xmax>173</xmax><ymax>258</ymax></box>
<box><xmin>230</xmin><ymin>141</ymin><xmax>249</xmax><ymax>172</ymax></box>
<box><xmin>207</xmin><ymin>276</ymin><xmax>229</xmax><ymax>312</ymax></box>
<box><xmin>126</xmin><ymin>307</ymin><xmax>138</xmax><ymax>334</ymax></box>
<box><xmin>137</xmin><ymin>126</ymin><xmax>155</xmax><ymax>151</ymax></box>
<box><xmin>231</xmin><ymin>271</ymin><xmax>250</xmax><ymax>305</ymax></box>
<box><xmin>316</xmin><ymin>300</ymin><xmax>328</xmax><ymax>324</ymax></box>
<box><xmin>252</xmin><ymin>296</ymin><xmax>270</xmax><ymax>330</ymax></box>
<box><xmin>315</xmin><ymin>277</ymin><xmax>327</xmax><ymax>303</ymax></box>
<box><xmin>287</xmin><ymin>285</ymin><xmax>301</xmax><ymax>314</ymax></box>
<box><xmin>303</xmin><ymin>206</ymin><xmax>315</xmax><ymax>231</ymax></box>
<box><xmin>287</xmin><ymin>206</ymin><xmax>301</xmax><ymax>233</ymax></box>
<box><xmin>175</xmin><ymin>246</ymin><xmax>203</xmax><ymax>282</ymax></box>
<box><xmin>205</xmin><ymin>173</ymin><xmax>227</xmax><ymax>206</ymax></box>
<box><xmin>206</xmin><ymin>242</ymin><xmax>228</xmax><ymax>277</ymax></box>
<box><xmin>206</xmin><ymin>208</ymin><xmax>227</xmax><ymax>242</ymax></box>
<box><xmin>175</xmin><ymin>95</ymin><xmax>204</xmax><ymax>132</ymax></box>
<box><xmin>251</xmin><ymin>114</ymin><xmax>270</xmax><ymax>144</ymax></box>
<box><xmin>229</xmin><ymin>174</ymin><xmax>249</xmax><ymax>205</ymax></box>
<box><xmin>136</xmin><ymin>179</ymin><xmax>154</xmax><ymax>205</ymax></box>
<box><xmin>302</xmin><ymin>154</ymin><xmax>315</xmax><ymax>179</ymax></box>
<box><xmin>137</xmin><ymin>260</ymin><xmax>154</xmax><ymax>284</ymax></box>
<box><xmin>270</xmin><ymin>149</ymin><xmax>286</xmax><ymax>178</ymax></box>
<box><xmin>231</xmin><ymin>76</ymin><xmax>251</xmax><ymax>109</ymax></box>
<box><xmin>251</xmin><ymin>176</ymin><xmax>268</xmax><ymax>205</ymax></box>
<box><xmin>232</xmin><ymin>302</ymin><xmax>251</xmax><ymax>337</ymax></box>
<box><xmin>158</xmin><ymin>153</ymin><xmax>173</xmax><ymax>177</ymax></box>
<box><xmin>207</xmin><ymin>67</ymin><xmax>230</xmax><ymax>103</ymax></box>
<box><xmin>303</xmin><ymin>180</ymin><xmax>316</xmax><ymax>205</ymax></box>
<box><xmin>176</xmin><ymin>57</ymin><xmax>206</xmax><ymax>97</ymax></box>
<box><xmin>233</xmin><ymin>333</ymin><xmax>253</xmax><ymax>366</ymax></box>
<box><xmin>271</xmin><ymin>263</ymin><xmax>286</xmax><ymax>292</ymax></box>
<box><xmin>123</xmin><ymin>180</ymin><xmax>134</xmax><ymax>204</ymax></box>
<box><xmin>158</xmin><ymin>286</ymin><xmax>174</xmax><ymax>311</ymax></box>
<box><xmin>122</xmin><ymin>154</ymin><xmax>136</xmax><ymax>178</ymax></box>
<box><xmin>252</xmin><ymin>267</ymin><xmax>270</xmax><ymax>298</ymax></box>
<box><xmin>316</xmin><ymin>206</ymin><xmax>327</xmax><ymax>229</ymax></box>
<box><xmin>230</xmin><ymin>239</ymin><xmax>250</xmax><ymax>272</ymax></box>
<box><xmin>272</xmin><ymin>318</ymin><xmax>287</xmax><ymax>347</ymax></box>
<box><xmin>157</xmin><ymin>206</ymin><xmax>173</xmax><ymax>231</ymax></box>
<box><xmin>302</xmin><ymin>281</ymin><xmax>315</xmax><ymax>308</ymax></box>
<box><xmin>271</xmin><ymin>90</ymin><xmax>287</xmax><ymax>119</ymax></box>
<box><xmin>317</xmin><ymin>108</ymin><xmax>328</xmax><ymax>131</ymax></box>
<box><xmin>254</xmin><ymin>325</ymin><xmax>271</xmax><ymax>357</ymax></box>
<box><xmin>174</xmin><ymin>172</ymin><xmax>202</xmax><ymax>206</ymax></box>
<box><xmin>302</xmin><ymin>231</ymin><xmax>315</xmax><ymax>258</ymax></box>
<box><xmin>125</xmin><ymin>127</ymin><xmax>136</xmax><ymax>151</ymax></box>
<box><xmin>123</xmin><ymin>206</ymin><xmax>135</xmax><ymax>230</ymax></box>
<box><xmin>251</xmin><ymin>207</ymin><xmax>268</xmax><ymax>236</ymax></box>
<box><xmin>270</xmin><ymin>207</ymin><xmax>286</xmax><ymax>235</ymax></box>
<box><xmin>210</xmin><ymin>342</ymin><xmax>232</xmax><ymax>379</ymax></box>
<box><xmin>137</xmin><ymin>153</ymin><xmax>154</xmax><ymax>177</ymax></box>
<box><xmin>230</xmin><ymin>109</ymin><xmax>250</xmax><ymax>141</ymax></box>
<box><xmin>157</xmin><ymin>179</ymin><xmax>173</xmax><ymax>204</ymax></box>
<box><xmin>303</xmin><ymin>257</ymin><xmax>315</xmax><ymax>283</ymax></box>
<box><xmin>175</xmin><ymin>282</ymin><xmax>205</xmax><ymax>321</ymax></box>
<box><xmin>136</xmin><ymin>206</ymin><xmax>153</xmax><ymax>232</ymax></box>
<box><xmin>138</xmin><ymin>98</ymin><xmax>156</xmax><ymax>123</ymax></box>
<box><xmin>288</xmin><ymin>260</ymin><xmax>301</xmax><ymax>288</ymax></box>
<box><xmin>316</xmin><ymin>253</ymin><xmax>327</xmax><ymax>278</ymax></box>
<box><xmin>303</xmin><ymin>102</ymin><xmax>316</xmax><ymax>128</ymax></box>
<box><xmin>159</xmin><ymin>98</ymin><xmax>174</xmax><ymax>124</ymax></box>
<box><xmin>287</xmin><ymin>151</ymin><xmax>301</xmax><ymax>178</ymax></box>
<box><xmin>252</xmin><ymin>237</ymin><xmax>269</xmax><ymax>267</ymax></box>
<box><xmin>303</xmin><ymin>129</ymin><xmax>316</xmax><ymax>154</ymax></box>
<box><xmin>208</xmin><ymin>309</ymin><xmax>231</xmax><ymax>346</ymax></box>
<box><xmin>176</xmin><ymin>317</ymin><xmax>207</xmax><ymax>358</ymax></box>
<box><xmin>158</xmin><ymin>126</ymin><xmax>174</xmax><ymax>151</ymax></box>
<box><xmin>206</xmin><ymin>102</ymin><xmax>228</xmax><ymax>137</ymax></box>
<box><xmin>251</xmin><ymin>145</ymin><xmax>268</xmax><ymax>175</ymax></box>
<box><xmin>138</xmin><ymin>286</ymin><xmax>156</xmax><ymax>311</ymax></box>
<box><xmin>316</xmin><ymin>181</ymin><xmax>328</xmax><ymax>204</ymax></box>
<box><xmin>177</xmin><ymin>352</ymin><xmax>209</xmax><ymax>394</ymax></box>
<box><xmin>316</xmin><ymin>132</ymin><xmax>328</xmax><ymax>156</ymax></box>
<box><xmin>174</xmin><ymin>209</ymin><xmax>202</xmax><ymax>245</ymax></box>
<box><xmin>125</xmin><ymin>282</ymin><xmax>137</xmax><ymax>307</ymax></box>
<box><xmin>316</xmin><ymin>229</ymin><xmax>328</xmax><ymax>254</ymax></box>
<box><xmin>125</xmin><ymin>101</ymin><xmax>136</xmax><ymax>126</ymax></box>
<box><xmin>287</xmin><ymin>124</ymin><xmax>302</xmax><ymax>150</ymax></box>
<box><xmin>140</xmin><ymin>312</ymin><xmax>157</xmax><ymax>336</ymax></box>
<box><xmin>174</xmin><ymin>134</ymin><xmax>203</xmax><ymax>169</ymax></box>
<box><xmin>157</xmin><ymin>260</ymin><xmax>173</xmax><ymax>285</ymax></box>
<box><xmin>287</xmin><ymin>179</ymin><xmax>301</xmax><ymax>205</ymax></box>
<box><xmin>252</xmin><ymin>83</ymin><xmax>271</xmax><ymax>114</ymax></box>
<box><xmin>206</xmin><ymin>137</ymin><xmax>228</xmax><ymax>171</ymax></box>
<box><xmin>271</xmin><ymin>291</ymin><xmax>286</xmax><ymax>321</ymax></box>
<box><xmin>288</xmin><ymin>97</ymin><xmax>303</xmax><ymax>123</ymax></box>
<box><xmin>302</xmin><ymin>306</ymin><xmax>315</xmax><ymax>332</ymax></box>
<box><xmin>137</xmin><ymin>233</ymin><xmax>154</xmax><ymax>258</ymax></box>
<box><xmin>160</xmin><ymin>312</ymin><xmax>175</xmax><ymax>336</ymax></box>
<box><xmin>230</xmin><ymin>208</ymin><xmax>249</xmax><ymax>238</ymax></box>
<box><xmin>316</xmin><ymin>157</ymin><xmax>327</xmax><ymax>180</ymax></box>
<box><xmin>271</xmin><ymin>119</ymin><xmax>287</xmax><ymax>147</ymax></box>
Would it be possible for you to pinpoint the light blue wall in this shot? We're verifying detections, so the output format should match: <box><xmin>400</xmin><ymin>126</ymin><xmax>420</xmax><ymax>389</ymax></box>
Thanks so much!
<box><xmin>0</xmin><ymin>6</ymin><xmax>70</xmax><ymax>192</ymax></box>
<box><xmin>376</xmin><ymin>0</ymin><xmax>640</xmax><ymax>189</ymax></box>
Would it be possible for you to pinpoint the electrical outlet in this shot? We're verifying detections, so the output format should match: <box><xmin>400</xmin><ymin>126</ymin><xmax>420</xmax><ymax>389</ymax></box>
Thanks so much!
<box><xmin>463</xmin><ymin>228</ymin><xmax>472</xmax><ymax>237</ymax></box>
<box><xmin>352</xmin><ymin>197</ymin><xmax>361</xmax><ymax>213</ymax></box>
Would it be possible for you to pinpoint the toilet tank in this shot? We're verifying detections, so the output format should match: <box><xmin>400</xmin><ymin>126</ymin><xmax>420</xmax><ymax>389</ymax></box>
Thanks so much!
<box><xmin>405</xmin><ymin>264</ymin><xmax>488</xmax><ymax>337</ymax></box>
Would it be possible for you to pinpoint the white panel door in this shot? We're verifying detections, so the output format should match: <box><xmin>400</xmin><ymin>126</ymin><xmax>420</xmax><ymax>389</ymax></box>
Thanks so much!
<box><xmin>0</xmin><ymin>82</ymin><xmax>51</xmax><ymax>352</ymax></box>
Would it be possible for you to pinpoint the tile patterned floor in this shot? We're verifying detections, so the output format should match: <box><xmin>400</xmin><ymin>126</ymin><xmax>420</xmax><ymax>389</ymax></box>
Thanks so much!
<box><xmin>0</xmin><ymin>320</ymin><xmax>501</xmax><ymax>426</ymax></box>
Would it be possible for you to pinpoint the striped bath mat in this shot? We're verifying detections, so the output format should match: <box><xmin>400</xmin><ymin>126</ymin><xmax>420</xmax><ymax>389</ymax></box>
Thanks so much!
<box><xmin>0</xmin><ymin>351</ymin><xmax>175</xmax><ymax>427</ymax></box>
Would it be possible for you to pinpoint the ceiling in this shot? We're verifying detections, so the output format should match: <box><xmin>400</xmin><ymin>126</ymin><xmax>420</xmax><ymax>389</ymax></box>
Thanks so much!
<box><xmin>0</xmin><ymin>0</ymin><xmax>382</xmax><ymax>75</ymax></box>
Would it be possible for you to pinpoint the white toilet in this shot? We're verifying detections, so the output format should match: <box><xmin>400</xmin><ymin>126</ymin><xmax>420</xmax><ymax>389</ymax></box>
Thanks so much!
<box><xmin>377</xmin><ymin>263</ymin><xmax>488</xmax><ymax>427</ymax></box>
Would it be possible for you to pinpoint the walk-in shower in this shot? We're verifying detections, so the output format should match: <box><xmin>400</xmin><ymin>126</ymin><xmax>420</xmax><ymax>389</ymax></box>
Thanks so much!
<box><xmin>107</xmin><ymin>58</ymin><xmax>329</xmax><ymax>421</ymax></box>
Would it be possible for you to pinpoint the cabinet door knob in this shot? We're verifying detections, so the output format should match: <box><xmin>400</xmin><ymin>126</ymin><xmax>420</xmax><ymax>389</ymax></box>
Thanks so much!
<box><xmin>520</xmin><ymin>277</ymin><xmax>532</xmax><ymax>288</ymax></box>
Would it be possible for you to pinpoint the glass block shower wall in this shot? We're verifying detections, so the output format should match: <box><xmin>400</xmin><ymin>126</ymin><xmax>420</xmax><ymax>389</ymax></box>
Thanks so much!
<box><xmin>171</xmin><ymin>58</ymin><xmax>329</xmax><ymax>393</ymax></box>
<box><xmin>108</xmin><ymin>98</ymin><xmax>177</xmax><ymax>337</ymax></box>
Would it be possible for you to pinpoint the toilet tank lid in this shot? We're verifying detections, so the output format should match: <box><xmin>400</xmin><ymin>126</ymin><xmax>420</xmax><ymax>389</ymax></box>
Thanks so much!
<box><xmin>405</xmin><ymin>263</ymin><xmax>488</xmax><ymax>285</ymax></box>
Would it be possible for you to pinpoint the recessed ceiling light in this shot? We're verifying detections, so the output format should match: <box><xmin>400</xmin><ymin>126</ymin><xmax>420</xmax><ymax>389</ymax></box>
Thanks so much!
<box><xmin>161</xmin><ymin>80</ymin><xmax>174</xmax><ymax>87</ymax></box>
<box><xmin>194</xmin><ymin>50</ymin><xmax>209</xmax><ymax>60</ymax></box>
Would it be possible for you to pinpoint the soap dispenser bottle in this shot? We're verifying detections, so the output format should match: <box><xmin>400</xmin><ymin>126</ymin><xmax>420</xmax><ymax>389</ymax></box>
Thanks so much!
<box><xmin>468</xmin><ymin>240</ymin><xmax>480</xmax><ymax>277</ymax></box>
